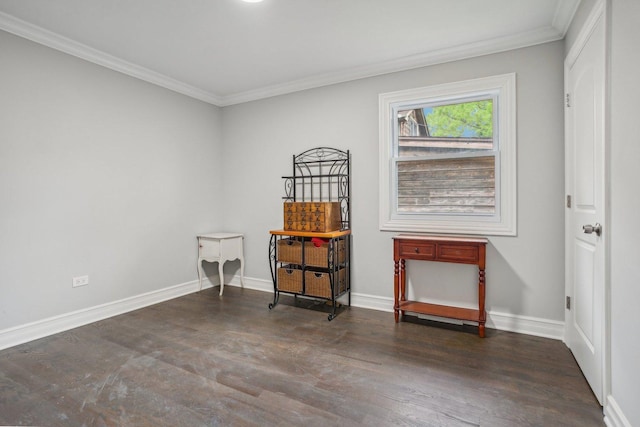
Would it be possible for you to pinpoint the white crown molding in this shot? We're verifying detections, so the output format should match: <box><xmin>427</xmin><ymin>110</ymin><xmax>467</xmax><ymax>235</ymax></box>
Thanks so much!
<box><xmin>1</xmin><ymin>7</ymin><xmax>575</xmax><ymax>108</ymax></box>
<box><xmin>552</xmin><ymin>0</ymin><xmax>582</xmax><ymax>36</ymax></box>
<box><xmin>1</xmin><ymin>3</ymin><xmax>578</xmax><ymax>108</ymax></box>
<box><xmin>219</xmin><ymin>25</ymin><xmax>564</xmax><ymax>106</ymax></box>
<box><xmin>0</xmin><ymin>11</ymin><xmax>223</xmax><ymax>106</ymax></box>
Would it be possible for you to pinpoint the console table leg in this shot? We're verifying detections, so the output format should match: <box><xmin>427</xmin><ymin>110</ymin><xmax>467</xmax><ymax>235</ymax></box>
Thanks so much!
<box><xmin>479</xmin><ymin>268</ymin><xmax>486</xmax><ymax>337</ymax></box>
<box><xmin>400</xmin><ymin>259</ymin><xmax>406</xmax><ymax>318</ymax></box>
<box><xmin>393</xmin><ymin>260</ymin><xmax>400</xmax><ymax>322</ymax></box>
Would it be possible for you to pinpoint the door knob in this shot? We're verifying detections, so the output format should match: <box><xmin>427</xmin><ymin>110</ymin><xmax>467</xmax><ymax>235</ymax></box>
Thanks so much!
<box><xmin>583</xmin><ymin>223</ymin><xmax>602</xmax><ymax>236</ymax></box>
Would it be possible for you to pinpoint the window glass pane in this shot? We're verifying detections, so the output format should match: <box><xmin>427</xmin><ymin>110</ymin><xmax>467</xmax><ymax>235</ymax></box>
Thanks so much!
<box><xmin>397</xmin><ymin>99</ymin><xmax>493</xmax><ymax>157</ymax></box>
<box><xmin>380</xmin><ymin>73</ymin><xmax>516</xmax><ymax>235</ymax></box>
<box><xmin>396</xmin><ymin>155</ymin><xmax>496</xmax><ymax>214</ymax></box>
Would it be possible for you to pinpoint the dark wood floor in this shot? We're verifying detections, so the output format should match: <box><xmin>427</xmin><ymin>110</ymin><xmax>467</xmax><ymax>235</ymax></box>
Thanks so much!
<box><xmin>0</xmin><ymin>287</ymin><xmax>603</xmax><ymax>426</ymax></box>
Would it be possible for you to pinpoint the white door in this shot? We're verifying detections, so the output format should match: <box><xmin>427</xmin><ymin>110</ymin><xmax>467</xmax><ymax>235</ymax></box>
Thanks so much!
<box><xmin>565</xmin><ymin>11</ymin><xmax>606</xmax><ymax>405</ymax></box>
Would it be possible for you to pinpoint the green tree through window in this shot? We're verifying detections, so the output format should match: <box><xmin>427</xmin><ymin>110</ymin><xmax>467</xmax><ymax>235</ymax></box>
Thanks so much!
<box><xmin>425</xmin><ymin>100</ymin><xmax>493</xmax><ymax>138</ymax></box>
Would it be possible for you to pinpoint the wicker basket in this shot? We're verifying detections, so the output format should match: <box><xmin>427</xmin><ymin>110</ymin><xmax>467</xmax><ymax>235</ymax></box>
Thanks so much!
<box><xmin>277</xmin><ymin>267</ymin><xmax>303</xmax><ymax>293</ymax></box>
<box><xmin>276</xmin><ymin>238</ymin><xmax>302</xmax><ymax>264</ymax></box>
<box><xmin>304</xmin><ymin>268</ymin><xmax>346</xmax><ymax>298</ymax></box>
<box><xmin>304</xmin><ymin>239</ymin><xmax>346</xmax><ymax>268</ymax></box>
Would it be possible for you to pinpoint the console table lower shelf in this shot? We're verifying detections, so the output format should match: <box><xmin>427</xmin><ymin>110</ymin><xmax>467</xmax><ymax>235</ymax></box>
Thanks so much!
<box><xmin>397</xmin><ymin>301</ymin><xmax>480</xmax><ymax>324</ymax></box>
<box><xmin>393</xmin><ymin>234</ymin><xmax>488</xmax><ymax>337</ymax></box>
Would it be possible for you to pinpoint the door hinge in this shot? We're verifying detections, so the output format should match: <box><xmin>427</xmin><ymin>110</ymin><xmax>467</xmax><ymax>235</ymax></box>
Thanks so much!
<box><xmin>566</xmin><ymin>195</ymin><xmax>571</xmax><ymax>208</ymax></box>
<box><xmin>566</xmin><ymin>296</ymin><xmax>571</xmax><ymax>310</ymax></box>
<box><xmin>566</xmin><ymin>93</ymin><xmax>571</xmax><ymax>107</ymax></box>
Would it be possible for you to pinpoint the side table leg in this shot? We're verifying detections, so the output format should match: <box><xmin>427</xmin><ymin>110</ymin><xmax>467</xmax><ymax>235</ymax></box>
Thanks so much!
<box><xmin>197</xmin><ymin>258</ymin><xmax>204</xmax><ymax>291</ymax></box>
<box><xmin>218</xmin><ymin>261</ymin><xmax>225</xmax><ymax>296</ymax></box>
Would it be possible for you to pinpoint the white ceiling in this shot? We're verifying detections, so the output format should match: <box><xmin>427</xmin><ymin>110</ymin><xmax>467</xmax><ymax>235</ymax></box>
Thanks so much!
<box><xmin>0</xmin><ymin>0</ymin><xmax>580</xmax><ymax>106</ymax></box>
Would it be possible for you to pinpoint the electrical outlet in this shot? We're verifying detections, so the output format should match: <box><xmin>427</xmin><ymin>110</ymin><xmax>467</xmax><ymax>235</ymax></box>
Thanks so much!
<box><xmin>72</xmin><ymin>275</ymin><xmax>89</xmax><ymax>288</ymax></box>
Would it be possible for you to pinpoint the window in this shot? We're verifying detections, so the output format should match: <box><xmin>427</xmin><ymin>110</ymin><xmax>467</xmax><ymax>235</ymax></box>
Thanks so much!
<box><xmin>379</xmin><ymin>73</ymin><xmax>516</xmax><ymax>236</ymax></box>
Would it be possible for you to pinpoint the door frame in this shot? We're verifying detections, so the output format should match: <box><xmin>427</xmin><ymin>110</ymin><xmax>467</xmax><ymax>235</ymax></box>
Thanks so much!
<box><xmin>563</xmin><ymin>0</ymin><xmax>610</xmax><ymax>407</ymax></box>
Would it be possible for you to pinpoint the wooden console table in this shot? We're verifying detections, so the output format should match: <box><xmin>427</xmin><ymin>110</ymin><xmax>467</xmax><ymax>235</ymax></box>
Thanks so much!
<box><xmin>393</xmin><ymin>234</ymin><xmax>488</xmax><ymax>337</ymax></box>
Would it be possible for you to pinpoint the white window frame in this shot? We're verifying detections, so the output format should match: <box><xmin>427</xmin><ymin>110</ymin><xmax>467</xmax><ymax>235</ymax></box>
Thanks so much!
<box><xmin>379</xmin><ymin>73</ymin><xmax>517</xmax><ymax>236</ymax></box>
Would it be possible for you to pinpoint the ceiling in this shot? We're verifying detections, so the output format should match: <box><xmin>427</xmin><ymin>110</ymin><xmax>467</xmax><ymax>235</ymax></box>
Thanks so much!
<box><xmin>0</xmin><ymin>0</ymin><xmax>580</xmax><ymax>106</ymax></box>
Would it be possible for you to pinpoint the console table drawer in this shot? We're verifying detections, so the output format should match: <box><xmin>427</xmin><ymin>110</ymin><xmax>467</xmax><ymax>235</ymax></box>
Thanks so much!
<box><xmin>437</xmin><ymin>244</ymin><xmax>480</xmax><ymax>264</ymax></box>
<box><xmin>398</xmin><ymin>242</ymin><xmax>436</xmax><ymax>260</ymax></box>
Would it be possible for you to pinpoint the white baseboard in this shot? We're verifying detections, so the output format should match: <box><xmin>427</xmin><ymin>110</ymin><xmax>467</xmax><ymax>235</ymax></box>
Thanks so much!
<box><xmin>232</xmin><ymin>276</ymin><xmax>272</xmax><ymax>292</ymax></box>
<box><xmin>0</xmin><ymin>275</ymin><xmax>271</xmax><ymax>351</ymax></box>
<box><xmin>0</xmin><ymin>279</ymin><xmax>203</xmax><ymax>351</ymax></box>
<box><xmin>350</xmin><ymin>292</ymin><xmax>394</xmax><ymax>312</ymax></box>
<box><xmin>486</xmin><ymin>310</ymin><xmax>564</xmax><ymax>340</ymax></box>
<box><xmin>604</xmin><ymin>395</ymin><xmax>632</xmax><ymax>427</ymax></box>
<box><xmin>347</xmin><ymin>294</ymin><xmax>564</xmax><ymax>340</ymax></box>
<box><xmin>0</xmin><ymin>275</ymin><xmax>565</xmax><ymax>351</ymax></box>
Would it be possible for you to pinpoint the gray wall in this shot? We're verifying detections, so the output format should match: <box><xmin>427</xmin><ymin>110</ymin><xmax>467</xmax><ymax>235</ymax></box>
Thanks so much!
<box><xmin>0</xmin><ymin>30</ymin><xmax>224</xmax><ymax>330</ymax></box>
<box><xmin>609</xmin><ymin>0</ymin><xmax>640</xmax><ymax>424</ymax></box>
<box><xmin>222</xmin><ymin>41</ymin><xmax>566</xmax><ymax>323</ymax></box>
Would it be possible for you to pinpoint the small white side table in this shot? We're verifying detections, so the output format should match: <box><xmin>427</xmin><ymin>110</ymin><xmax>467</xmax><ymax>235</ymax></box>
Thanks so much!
<box><xmin>197</xmin><ymin>232</ymin><xmax>245</xmax><ymax>296</ymax></box>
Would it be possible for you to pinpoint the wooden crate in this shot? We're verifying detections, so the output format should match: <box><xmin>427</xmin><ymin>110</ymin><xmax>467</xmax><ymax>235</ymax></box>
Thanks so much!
<box><xmin>304</xmin><ymin>239</ymin><xmax>346</xmax><ymax>268</ymax></box>
<box><xmin>283</xmin><ymin>202</ymin><xmax>341</xmax><ymax>232</ymax></box>
<box><xmin>277</xmin><ymin>267</ymin><xmax>302</xmax><ymax>293</ymax></box>
<box><xmin>276</xmin><ymin>238</ymin><xmax>302</xmax><ymax>264</ymax></box>
<box><xmin>304</xmin><ymin>268</ymin><xmax>346</xmax><ymax>299</ymax></box>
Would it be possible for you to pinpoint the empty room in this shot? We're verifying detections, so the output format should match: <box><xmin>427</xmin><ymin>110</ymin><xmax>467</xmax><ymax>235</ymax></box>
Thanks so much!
<box><xmin>0</xmin><ymin>0</ymin><xmax>638</xmax><ymax>426</ymax></box>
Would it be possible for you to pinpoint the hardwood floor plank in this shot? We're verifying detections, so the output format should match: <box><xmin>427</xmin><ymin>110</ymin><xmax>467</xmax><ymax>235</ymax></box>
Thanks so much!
<box><xmin>0</xmin><ymin>287</ymin><xmax>603</xmax><ymax>426</ymax></box>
